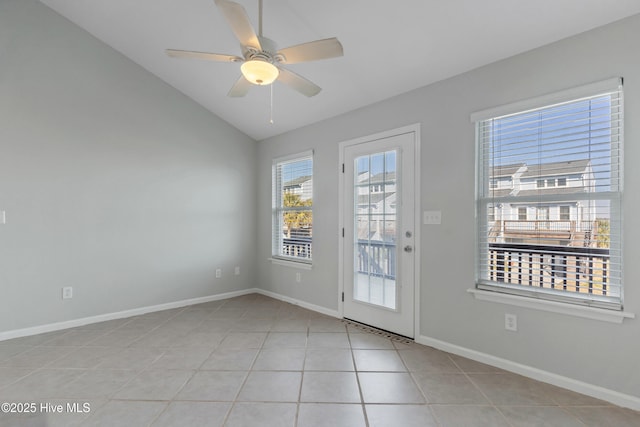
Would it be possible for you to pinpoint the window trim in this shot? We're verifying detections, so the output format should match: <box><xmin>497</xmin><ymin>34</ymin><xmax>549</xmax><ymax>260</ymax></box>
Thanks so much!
<box><xmin>518</xmin><ymin>207</ymin><xmax>527</xmax><ymax>221</ymax></box>
<box><xmin>271</xmin><ymin>150</ymin><xmax>314</xmax><ymax>265</ymax></box>
<box><xmin>472</xmin><ymin>78</ymin><xmax>623</xmax><ymax>311</ymax></box>
<box><xmin>470</xmin><ymin>77</ymin><xmax>622</xmax><ymax>122</ymax></box>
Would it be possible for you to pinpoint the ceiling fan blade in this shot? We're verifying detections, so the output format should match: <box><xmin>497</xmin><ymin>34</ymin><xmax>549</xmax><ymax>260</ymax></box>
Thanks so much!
<box><xmin>277</xmin><ymin>67</ymin><xmax>321</xmax><ymax>97</ymax></box>
<box><xmin>166</xmin><ymin>49</ymin><xmax>242</xmax><ymax>62</ymax></box>
<box><xmin>277</xmin><ymin>37</ymin><xmax>343</xmax><ymax>64</ymax></box>
<box><xmin>227</xmin><ymin>75</ymin><xmax>252</xmax><ymax>97</ymax></box>
<box><xmin>214</xmin><ymin>0</ymin><xmax>262</xmax><ymax>51</ymax></box>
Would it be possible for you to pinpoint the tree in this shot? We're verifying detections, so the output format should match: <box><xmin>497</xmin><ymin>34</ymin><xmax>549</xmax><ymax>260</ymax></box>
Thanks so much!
<box><xmin>596</xmin><ymin>219</ymin><xmax>610</xmax><ymax>249</ymax></box>
<box><xmin>283</xmin><ymin>193</ymin><xmax>312</xmax><ymax>238</ymax></box>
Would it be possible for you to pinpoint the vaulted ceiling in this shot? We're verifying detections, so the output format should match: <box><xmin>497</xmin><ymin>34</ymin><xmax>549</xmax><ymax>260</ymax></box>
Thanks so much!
<box><xmin>40</xmin><ymin>0</ymin><xmax>640</xmax><ymax>140</ymax></box>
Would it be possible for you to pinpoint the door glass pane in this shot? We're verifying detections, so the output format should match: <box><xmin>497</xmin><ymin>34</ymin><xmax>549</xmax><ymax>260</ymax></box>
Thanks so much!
<box><xmin>353</xmin><ymin>150</ymin><xmax>397</xmax><ymax>309</ymax></box>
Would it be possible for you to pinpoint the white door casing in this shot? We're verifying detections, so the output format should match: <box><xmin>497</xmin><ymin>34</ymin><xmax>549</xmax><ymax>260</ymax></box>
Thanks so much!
<box><xmin>339</xmin><ymin>125</ymin><xmax>420</xmax><ymax>338</ymax></box>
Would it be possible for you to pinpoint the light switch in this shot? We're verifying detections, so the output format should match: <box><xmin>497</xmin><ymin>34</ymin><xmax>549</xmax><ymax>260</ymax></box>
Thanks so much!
<box><xmin>423</xmin><ymin>210</ymin><xmax>441</xmax><ymax>225</ymax></box>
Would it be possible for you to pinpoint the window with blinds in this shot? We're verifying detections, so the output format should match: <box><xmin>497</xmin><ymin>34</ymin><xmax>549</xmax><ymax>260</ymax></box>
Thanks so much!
<box><xmin>272</xmin><ymin>151</ymin><xmax>313</xmax><ymax>262</ymax></box>
<box><xmin>474</xmin><ymin>79</ymin><xmax>623</xmax><ymax>310</ymax></box>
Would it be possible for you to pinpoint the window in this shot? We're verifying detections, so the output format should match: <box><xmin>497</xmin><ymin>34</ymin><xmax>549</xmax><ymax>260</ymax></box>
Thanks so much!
<box><xmin>536</xmin><ymin>207</ymin><xmax>549</xmax><ymax>221</ymax></box>
<box><xmin>272</xmin><ymin>151</ymin><xmax>313</xmax><ymax>263</ymax></box>
<box><xmin>518</xmin><ymin>207</ymin><xmax>527</xmax><ymax>221</ymax></box>
<box><xmin>474</xmin><ymin>78</ymin><xmax>623</xmax><ymax>309</ymax></box>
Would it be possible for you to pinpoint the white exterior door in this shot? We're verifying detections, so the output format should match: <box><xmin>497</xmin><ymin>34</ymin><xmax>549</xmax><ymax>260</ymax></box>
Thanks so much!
<box><xmin>340</xmin><ymin>127</ymin><xmax>418</xmax><ymax>338</ymax></box>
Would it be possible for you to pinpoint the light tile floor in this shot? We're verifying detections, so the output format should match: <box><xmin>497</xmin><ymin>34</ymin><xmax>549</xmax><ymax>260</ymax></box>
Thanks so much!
<box><xmin>1</xmin><ymin>294</ymin><xmax>639</xmax><ymax>426</ymax></box>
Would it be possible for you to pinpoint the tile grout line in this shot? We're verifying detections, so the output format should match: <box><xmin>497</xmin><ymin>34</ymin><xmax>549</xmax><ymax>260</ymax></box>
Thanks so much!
<box><xmin>293</xmin><ymin>324</ymin><xmax>311</xmax><ymax>427</ymax></box>
<box><xmin>346</xmin><ymin>322</ymin><xmax>371</xmax><ymax>427</ymax></box>
<box><xmin>446</xmin><ymin>354</ymin><xmax>514</xmax><ymax>426</ymax></box>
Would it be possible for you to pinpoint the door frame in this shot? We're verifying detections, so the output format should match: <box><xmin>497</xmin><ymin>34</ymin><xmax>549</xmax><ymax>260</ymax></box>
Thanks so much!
<box><xmin>338</xmin><ymin>123</ymin><xmax>421</xmax><ymax>339</ymax></box>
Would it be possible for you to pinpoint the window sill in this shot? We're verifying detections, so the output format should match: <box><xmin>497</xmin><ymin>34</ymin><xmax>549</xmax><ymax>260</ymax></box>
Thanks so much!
<box><xmin>467</xmin><ymin>288</ymin><xmax>635</xmax><ymax>324</ymax></box>
<box><xmin>268</xmin><ymin>257</ymin><xmax>313</xmax><ymax>270</ymax></box>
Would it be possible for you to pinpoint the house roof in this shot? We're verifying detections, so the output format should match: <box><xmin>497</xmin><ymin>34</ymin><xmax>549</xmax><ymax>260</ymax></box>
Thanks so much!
<box><xmin>489</xmin><ymin>189</ymin><xmax>515</xmax><ymax>198</ymax></box>
<box><xmin>491</xmin><ymin>164</ymin><xmax>525</xmax><ymax>178</ymax></box>
<box><xmin>367</xmin><ymin>172</ymin><xmax>396</xmax><ymax>185</ymax></box>
<box><xmin>516</xmin><ymin>187</ymin><xmax>589</xmax><ymax>197</ymax></box>
<box><xmin>520</xmin><ymin>160</ymin><xmax>591</xmax><ymax>179</ymax></box>
<box><xmin>358</xmin><ymin>192</ymin><xmax>396</xmax><ymax>205</ymax></box>
<box><xmin>284</xmin><ymin>175</ymin><xmax>312</xmax><ymax>187</ymax></box>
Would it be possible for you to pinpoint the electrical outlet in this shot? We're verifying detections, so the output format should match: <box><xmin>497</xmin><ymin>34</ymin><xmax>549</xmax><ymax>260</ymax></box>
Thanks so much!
<box><xmin>505</xmin><ymin>313</ymin><xmax>517</xmax><ymax>331</ymax></box>
<box><xmin>295</xmin><ymin>272</ymin><xmax>301</xmax><ymax>283</ymax></box>
<box><xmin>62</xmin><ymin>286</ymin><xmax>73</xmax><ymax>299</ymax></box>
<box><xmin>234</xmin><ymin>266</ymin><xmax>240</xmax><ymax>276</ymax></box>
<box><xmin>215</xmin><ymin>268</ymin><xmax>222</xmax><ymax>279</ymax></box>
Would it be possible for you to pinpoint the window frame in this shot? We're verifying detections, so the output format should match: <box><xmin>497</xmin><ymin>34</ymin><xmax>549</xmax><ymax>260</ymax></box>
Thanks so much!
<box><xmin>518</xmin><ymin>207</ymin><xmax>527</xmax><ymax>221</ymax></box>
<box><xmin>271</xmin><ymin>150</ymin><xmax>314</xmax><ymax>265</ymax></box>
<box><xmin>472</xmin><ymin>78</ymin><xmax>623</xmax><ymax>311</ymax></box>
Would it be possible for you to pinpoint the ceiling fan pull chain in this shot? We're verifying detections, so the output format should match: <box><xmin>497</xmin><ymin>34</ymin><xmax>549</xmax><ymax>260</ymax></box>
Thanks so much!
<box><xmin>269</xmin><ymin>83</ymin><xmax>274</xmax><ymax>124</ymax></box>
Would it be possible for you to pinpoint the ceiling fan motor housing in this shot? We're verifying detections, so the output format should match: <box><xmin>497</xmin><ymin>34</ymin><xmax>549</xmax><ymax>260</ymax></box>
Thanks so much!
<box><xmin>244</xmin><ymin>36</ymin><xmax>282</xmax><ymax>62</ymax></box>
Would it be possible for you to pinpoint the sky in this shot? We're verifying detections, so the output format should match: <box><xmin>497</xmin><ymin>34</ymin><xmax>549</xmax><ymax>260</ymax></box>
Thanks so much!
<box><xmin>356</xmin><ymin>150</ymin><xmax>396</xmax><ymax>176</ymax></box>
<box><xmin>487</xmin><ymin>94</ymin><xmax>619</xmax><ymax>192</ymax></box>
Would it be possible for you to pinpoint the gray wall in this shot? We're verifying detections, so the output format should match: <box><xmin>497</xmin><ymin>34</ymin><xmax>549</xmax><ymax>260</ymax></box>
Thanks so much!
<box><xmin>257</xmin><ymin>15</ymin><xmax>640</xmax><ymax>398</ymax></box>
<box><xmin>0</xmin><ymin>0</ymin><xmax>257</xmax><ymax>333</ymax></box>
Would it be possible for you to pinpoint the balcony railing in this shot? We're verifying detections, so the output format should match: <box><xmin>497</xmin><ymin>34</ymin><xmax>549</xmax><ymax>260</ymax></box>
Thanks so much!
<box><xmin>281</xmin><ymin>237</ymin><xmax>397</xmax><ymax>281</ymax></box>
<box><xmin>488</xmin><ymin>242</ymin><xmax>610</xmax><ymax>295</ymax></box>
<box><xmin>282</xmin><ymin>237</ymin><xmax>312</xmax><ymax>259</ymax></box>
<box><xmin>357</xmin><ymin>240</ymin><xmax>396</xmax><ymax>280</ymax></box>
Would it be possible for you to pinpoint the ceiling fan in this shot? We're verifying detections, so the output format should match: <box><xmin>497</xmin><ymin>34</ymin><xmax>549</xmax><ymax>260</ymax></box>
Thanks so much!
<box><xmin>166</xmin><ymin>0</ymin><xmax>344</xmax><ymax>97</ymax></box>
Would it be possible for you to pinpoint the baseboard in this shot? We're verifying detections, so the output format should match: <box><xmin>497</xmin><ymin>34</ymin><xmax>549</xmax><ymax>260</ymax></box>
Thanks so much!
<box><xmin>0</xmin><ymin>288</ymin><xmax>340</xmax><ymax>342</ymax></box>
<box><xmin>254</xmin><ymin>289</ymin><xmax>340</xmax><ymax>318</ymax></box>
<box><xmin>416</xmin><ymin>334</ymin><xmax>640</xmax><ymax>411</ymax></box>
<box><xmin>0</xmin><ymin>288</ymin><xmax>257</xmax><ymax>342</ymax></box>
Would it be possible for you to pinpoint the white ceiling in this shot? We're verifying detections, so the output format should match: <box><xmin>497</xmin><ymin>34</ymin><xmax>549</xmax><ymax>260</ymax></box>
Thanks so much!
<box><xmin>40</xmin><ymin>0</ymin><xmax>640</xmax><ymax>141</ymax></box>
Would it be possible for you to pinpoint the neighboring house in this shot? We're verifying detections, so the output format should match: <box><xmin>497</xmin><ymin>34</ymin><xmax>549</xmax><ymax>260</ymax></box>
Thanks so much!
<box><xmin>283</xmin><ymin>175</ymin><xmax>312</xmax><ymax>201</ymax></box>
<box><xmin>281</xmin><ymin>175</ymin><xmax>313</xmax><ymax>242</ymax></box>
<box><xmin>489</xmin><ymin>160</ymin><xmax>597</xmax><ymax>247</ymax></box>
<box><xmin>356</xmin><ymin>171</ymin><xmax>397</xmax><ymax>242</ymax></box>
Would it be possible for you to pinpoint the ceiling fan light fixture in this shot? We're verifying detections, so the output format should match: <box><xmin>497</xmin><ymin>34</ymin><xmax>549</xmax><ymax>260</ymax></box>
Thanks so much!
<box><xmin>241</xmin><ymin>60</ymin><xmax>279</xmax><ymax>85</ymax></box>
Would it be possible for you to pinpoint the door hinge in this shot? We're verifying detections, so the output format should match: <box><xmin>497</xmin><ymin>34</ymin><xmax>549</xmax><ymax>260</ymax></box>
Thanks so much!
<box><xmin>342</xmin><ymin>163</ymin><xmax>345</xmax><ymax>173</ymax></box>
<box><xmin>342</xmin><ymin>228</ymin><xmax>344</xmax><ymax>237</ymax></box>
<box><xmin>342</xmin><ymin>292</ymin><xmax>344</xmax><ymax>302</ymax></box>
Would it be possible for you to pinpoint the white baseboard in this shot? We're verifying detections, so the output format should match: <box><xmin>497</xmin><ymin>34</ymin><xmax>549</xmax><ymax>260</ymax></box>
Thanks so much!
<box><xmin>416</xmin><ymin>334</ymin><xmax>640</xmax><ymax>411</ymax></box>
<box><xmin>254</xmin><ymin>289</ymin><xmax>340</xmax><ymax>318</ymax></box>
<box><xmin>0</xmin><ymin>288</ymin><xmax>257</xmax><ymax>342</ymax></box>
<box><xmin>0</xmin><ymin>288</ymin><xmax>340</xmax><ymax>342</ymax></box>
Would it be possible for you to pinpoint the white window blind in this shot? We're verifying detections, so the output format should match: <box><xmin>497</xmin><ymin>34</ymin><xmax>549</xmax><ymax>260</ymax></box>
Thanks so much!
<box><xmin>272</xmin><ymin>152</ymin><xmax>313</xmax><ymax>262</ymax></box>
<box><xmin>475</xmin><ymin>79</ymin><xmax>623</xmax><ymax>310</ymax></box>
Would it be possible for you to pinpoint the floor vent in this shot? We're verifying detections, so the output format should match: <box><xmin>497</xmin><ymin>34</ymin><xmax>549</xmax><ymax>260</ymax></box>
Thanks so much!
<box><xmin>342</xmin><ymin>318</ymin><xmax>413</xmax><ymax>345</ymax></box>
